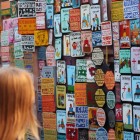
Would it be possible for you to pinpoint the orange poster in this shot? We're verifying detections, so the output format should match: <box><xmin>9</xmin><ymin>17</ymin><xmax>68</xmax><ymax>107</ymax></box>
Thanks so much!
<box><xmin>18</xmin><ymin>18</ymin><xmax>36</xmax><ymax>35</ymax></box>
<box><xmin>1</xmin><ymin>1</ymin><xmax>10</xmax><ymax>10</ymax></box>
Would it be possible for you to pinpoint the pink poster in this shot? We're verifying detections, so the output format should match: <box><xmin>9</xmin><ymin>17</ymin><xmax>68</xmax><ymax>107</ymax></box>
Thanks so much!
<box><xmin>3</xmin><ymin>18</ymin><xmax>18</xmax><ymax>30</ymax></box>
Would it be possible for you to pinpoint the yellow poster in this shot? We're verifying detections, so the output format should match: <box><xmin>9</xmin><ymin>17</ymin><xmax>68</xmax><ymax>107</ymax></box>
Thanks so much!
<box><xmin>111</xmin><ymin>1</ymin><xmax>124</xmax><ymax>22</ymax></box>
<box><xmin>34</xmin><ymin>30</ymin><xmax>48</xmax><ymax>46</ymax></box>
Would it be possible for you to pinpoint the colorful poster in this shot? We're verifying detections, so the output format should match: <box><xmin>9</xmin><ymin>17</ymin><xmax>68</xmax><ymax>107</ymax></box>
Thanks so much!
<box><xmin>90</xmin><ymin>5</ymin><xmax>101</xmax><ymax>31</ymax></box>
<box><xmin>112</xmin><ymin>22</ymin><xmax>119</xmax><ymax>40</ymax></box>
<box><xmin>56</xmin><ymin>85</ymin><xmax>66</xmax><ymax>109</ymax></box>
<box><xmin>92</xmin><ymin>31</ymin><xmax>102</xmax><ymax>47</ymax></box>
<box><xmin>57</xmin><ymin>60</ymin><xmax>66</xmax><ymax>84</ymax></box>
<box><xmin>1</xmin><ymin>30</ymin><xmax>9</xmax><ymax>47</ymax></box>
<box><xmin>115</xmin><ymin>122</ymin><xmax>123</xmax><ymax>140</ymax></box>
<box><xmin>101</xmin><ymin>21</ymin><xmax>112</xmax><ymax>46</ymax></box>
<box><xmin>115</xmin><ymin>103</ymin><xmax>123</xmax><ymax>122</ymax></box>
<box><xmin>72</xmin><ymin>0</ymin><xmax>80</xmax><ymax>8</ymax></box>
<box><xmin>81</xmin><ymin>4</ymin><xmax>91</xmax><ymax>30</ymax></box>
<box><xmin>111</xmin><ymin>1</ymin><xmax>124</xmax><ymax>21</ymax></box>
<box><xmin>14</xmin><ymin>42</ymin><xmax>24</xmax><ymax>58</ymax></box>
<box><xmin>119</xmin><ymin>49</ymin><xmax>131</xmax><ymax>73</ymax></box>
<box><xmin>123</xmin><ymin>103</ymin><xmax>133</xmax><ymax>130</ymax></box>
<box><xmin>46</xmin><ymin>5</ymin><xmax>54</xmax><ymax>28</ymax></box>
<box><xmin>61</xmin><ymin>0</ymin><xmax>72</xmax><ymax>7</ymax></box>
<box><xmin>130</xmin><ymin>19</ymin><xmax>140</xmax><ymax>46</ymax></box>
<box><xmin>63</xmin><ymin>35</ymin><xmax>71</xmax><ymax>56</ymax></box>
<box><xmin>76</xmin><ymin>59</ymin><xmax>87</xmax><ymax>82</ymax></box>
<box><xmin>66</xmin><ymin>94</ymin><xmax>75</xmax><ymax>123</ymax></box>
<box><xmin>18</xmin><ymin>1</ymin><xmax>36</xmax><ymax>17</ymax></box>
<box><xmin>113</xmin><ymin>40</ymin><xmax>120</xmax><ymax>59</ymax></box>
<box><xmin>36</xmin><ymin>13</ymin><xmax>46</xmax><ymax>29</ymax></box>
<box><xmin>54</xmin><ymin>14</ymin><xmax>62</xmax><ymax>37</ymax></box>
<box><xmin>57</xmin><ymin>110</ymin><xmax>66</xmax><ymax>134</ymax></box>
<box><xmin>35</xmin><ymin>1</ymin><xmax>46</xmax><ymax>13</ymax></box>
<box><xmin>102</xmin><ymin>0</ymin><xmax>108</xmax><ymax>21</ymax></box>
<box><xmin>54</xmin><ymin>0</ymin><xmax>61</xmax><ymax>13</ymax></box>
<box><xmin>69</xmin><ymin>9</ymin><xmax>81</xmax><ymax>31</ymax></box>
<box><xmin>123</xmin><ymin>131</ymin><xmax>134</xmax><ymax>140</ymax></box>
<box><xmin>120</xmin><ymin>20</ymin><xmax>131</xmax><ymax>48</ymax></box>
<box><xmin>70</xmin><ymin>32</ymin><xmax>84</xmax><ymax>57</ymax></box>
<box><xmin>81</xmin><ymin>31</ymin><xmax>92</xmax><ymax>53</ymax></box>
<box><xmin>55</xmin><ymin>38</ymin><xmax>62</xmax><ymax>60</ymax></box>
<box><xmin>121</xmin><ymin>75</ymin><xmax>132</xmax><ymax>101</ymax></box>
<box><xmin>61</xmin><ymin>8</ymin><xmax>71</xmax><ymax>33</ymax></box>
<box><xmin>75</xmin><ymin>106</ymin><xmax>88</xmax><ymax>128</ymax></box>
<box><xmin>10</xmin><ymin>1</ymin><xmax>17</xmax><ymax>18</ymax></box>
<box><xmin>75</xmin><ymin>83</ymin><xmax>87</xmax><ymax>106</ymax></box>
<box><xmin>114</xmin><ymin>60</ymin><xmax>120</xmax><ymax>82</ymax></box>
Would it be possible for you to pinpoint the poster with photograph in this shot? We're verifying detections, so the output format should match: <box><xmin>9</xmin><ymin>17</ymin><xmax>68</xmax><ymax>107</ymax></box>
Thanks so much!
<box><xmin>55</xmin><ymin>38</ymin><xmax>62</xmax><ymax>60</ymax></box>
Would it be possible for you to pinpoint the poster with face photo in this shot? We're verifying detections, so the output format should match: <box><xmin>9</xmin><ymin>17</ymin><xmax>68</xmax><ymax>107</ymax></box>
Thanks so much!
<box><xmin>55</xmin><ymin>38</ymin><xmax>62</xmax><ymax>60</ymax></box>
<box><xmin>63</xmin><ymin>35</ymin><xmax>71</xmax><ymax>56</ymax></box>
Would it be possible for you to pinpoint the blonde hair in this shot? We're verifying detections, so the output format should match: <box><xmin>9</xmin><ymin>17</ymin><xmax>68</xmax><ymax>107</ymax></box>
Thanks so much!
<box><xmin>0</xmin><ymin>67</ymin><xmax>39</xmax><ymax>140</ymax></box>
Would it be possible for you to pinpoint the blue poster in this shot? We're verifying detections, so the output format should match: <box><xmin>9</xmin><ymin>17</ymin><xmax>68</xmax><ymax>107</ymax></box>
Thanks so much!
<box><xmin>96</xmin><ymin>127</ymin><xmax>108</xmax><ymax>140</ymax></box>
<box><xmin>67</xmin><ymin>65</ymin><xmax>75</xmax><ymax>86</ymax></box>
<box><xmin>123</xmin><ymin>131</ymin><xmax>134</xmax><ymax>140</ymax></box>
<box><xmin>72</xmin><ymin>0</ymin><xmax>80</xmax><ymax>8</ymax></box>
<box><xmin>57</xmin><ymin>134</ymin><xmax>66</xmax><ymax>140</ymax></box>
<box><xmin>55</xmin><ymin>38</ymin><xmax>62</xmax><ymax>60</ymax></box>
<box><xmin>37</xmin><ymin>47</ymin><xmax>46</xmax><ymax>60</ymax></box>
<box><xmin>92</xmin><ymin>31</ymin><xmax>102</xmax><ymax>47</ymax></box>
<box><xmin>46</xmin><ymin>0</ymin><xmax>54</xmax><ymax>4</ymax></box>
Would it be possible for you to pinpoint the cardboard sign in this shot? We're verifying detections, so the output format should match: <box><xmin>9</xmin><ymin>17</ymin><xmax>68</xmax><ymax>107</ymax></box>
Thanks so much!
<box><xmin>10</xmin><ymin>1</ymin><xmax>17</xmax><ymax>18</ymax></box>
<box><xmin>66</xmin><ymin>94</ymin><xmax>75</xmax><ymax>124</ymax></box>
<box><xmin>1</xmin><ymin>46</ymin><xmax>10</xmax><ymax>62</ymax></box>
<box><xmin>81</xmin><ymin>31</ymin><xmax>92</xmax><ymax>53</ymax></box>
<box><xmin>111</xmin><ymin>1</ymin><xmax>124</xmax><ymax>21</ymax></box>
<box><xmin>46</xmin><ymin>5</ymin><xmax>54</xmax><ymax>29</ymax></box>
<box><xmin>63</xmin><ymin>35</ymin><xmax>70</xmax><ymax>56</ymax></box>
<box><xmin>135</xmin><ymin>134</ymin><xmax>140</xmax><ymax>140</ymax></box>
<box><xmin>69</xmin><ymin>9</ymin><xmax>80</xmax><ymax>31</ymax></box>
<box><xmin>18</xmin><ymin>1</ymin><xmax>36</xmax><ymax>17</ymax></box>
<box><xmin>130</xmin><ymin>19</ymin><xmax>140</xmax><ymax>46</ymax></box>
<box><xmin>89</xmin><ymin>130</ymin><xmax>96</xmax><ymax>140</ymax></box>
<box><xmin>95</xmin><ymin>89</ymin><xmax>105</xmax><ymax>107</ymax></box>
<box><xmin>35</xmin><ymin>1</ymin><xmax>46</xmax><ymax>13</ymax></box>
<box><xmin>108</xmin><ymin>129</ymin><xmax>115</xmax><ymax>140</ymax></box>
<box><xmin>81</xmin><ymin>4</ymin><xmax>91</xmax><ymax>30</ymax></box>
<box><xmin>92</xmin><ymin>31</ymin><xmax>102</xmax><ymax>47</ymax></box>
<box><xmin>115</xmin><ymin>83</ymin><xmax>121</xmax><ymax>103</ymax></box>
<box><xmin>14</xmin><ymin>42</ymin><xmax>24</xmax><ymax>58</ymax></box>
<box><xmin>108</xmin><ymin>110</ymin><xmax>115</xmax><ymax>128</ymax></box>
<box><xmin>120</xmin><ymin>20</ymin><xmax>131</xmax><ymax>48</ymax></box>
<box><xmin>78</xmin><ymin>129</ymin><xmax>88</xmax><ymax>140</ymax></box>
<box><xmin>72</xmin><ymin>0</ymin><xmax>80</xmax><ymax>8</ymax></box>
<box><xmin>96</xmin><ymin>127</ymin><xmax>108</xmax><ymax>140</ymax></box>
<box><xmin>119</xmin><ymin>49</ymin><xmax>131</xmax><ymax>73</ymax></box>
<box><xmin>37</xmin><ymin>47</ymin><xmax>46</xmax><ymax>60</ymax></box>
<box><xmin>56</xmin><ymin>85</ymin><xmax>66</xmax><ymax>109</ymax></box>
<box><xmin>36</xmin><ymin>13</ymin><xmax>46</xmax><ymax>30</ymax></box>
<box><xmin>113</xmin><ymin>40</ymin><xmax>120</xmax><ymax>59</ymax></box>
<box><xmin>115</xmin><ymin>103</ymin><xmax>123</xmax><ymax>121</ymax></box>
<box><xmin>76</xmin><ymin>59</ymin><xmax>87</xmax><ymax>82</ymax></box>
<box><xmin>34</xmin><ymin>30</ymin><xmax>48</xmax><ymax>46</ymax></box>
<box><xmin>55</xmin><ymin>38</ymin><xmax>62</xmax><ymax>60</ymax></box>
<box><xmin>102</xmin><ymin>0</ymin><xmax>108</xmax><ymax>21</ymax></box>
<box><xmin>57</xmin><ymin>110</ymin><xmax>66</xmax><ymax>134</ymax></box>
<box><xmin>75</xmin><ymin>106</ymin><xmax>88</xmax><ymax>128</ymax></box>
<box><xmin>61</xmin><ymin>8</ymin><xmax>71</xmax><ymax>33</ymax></box>
<box><xmin>14</xmin><ymin>27</ymin><xmax>22</xmax><ymax>42</ymax></box>
<box><xmin>121</xmin><ymin>75</ymin><xmax>132</xmax><ymax>101</ymax></box>
<box><xmin>57</xmin><ymin>60</ymin><xmax>66</xmax><ymax>84</ymax></box>
<box><xmin>41</xmin><ymin>66</ymin><xmax>56</xmax><ymax>78</ymax></box>
<box><xmin>112</xmin><ymin>22</ymin><xmax>119</xmax><ymax>40</ymax></box>
<box><xmin>132</xmin><ymin>76</ymin><xmax>140</xmax><ymax>102</ymax></box>
<box><xmin>75</xmin><ymin>83</ymin><xmax>87</xmax><ymax>106</ymax></box>
<box><xmin>91</xmin><ymin>5</ymin><xmax>101</xmax><ymax>31</ymax></box>
<box><xmin>14</xmin><ymin>59</ymin><xmax>24</xmax><ymax>69</ymax></box>
<box><xmin>1</xmin><ymin>30</ymin><xmax>9</xmax><ymax>47</ymax></box>
<box><xmin>61</xmin><ymin>0</ymin><xmax>72</xmax><ymax>7</ymax></box>
<box><xmin>18</xmin><ymin>18</ymin><xmax>36</xmax><ymax>35</ymax></box>
<box><xmin>114</xmin><ymin>60</ymin><xmax>120</xmax><ymax>82</ymax></box>
<box><xmin>101</xmin><ymin>21</ymin><xmax>112</xmax><ymax>46</ymax></box>
<box><xmin>67</xmin><ymin>65</ymin><xmax>75</xmax><ymax>92</ymax></box>
<box><xmin>88</xmin><ymin>107</ymin><xmax>99</xmax><ymax>130</ymax></box>
<box><xmin>115</xmin><ymin>122</ymin><xmax>123</xmax><ymax>140</ymax></box>
<box><xmin>92</xmin><ymin>48</ymin><xmax>104</xmax><ymax>66</ymax></box>
<box><xmin>124</xmin><ymin>0</ymin><xmax>139</xmax><ymax>19</ymax></box>
<box><xmin>54</xmin><ymin>0</ymin><xmax>61</xmax><ymax>13</ymax></box>
<box><xmin>133</xmin><ymin>105</ymin><xmax>140</xmax><ymax>132</ymax></box>
<box><xmin>54</xmin><ymin>14</ymin><xmax>62</xmax><ymax>37</ymax></box>
<box><xmin>123</xmin><ymin>103</ymin><xmax>133</xmax><ymax>130</ymax></box>
<box><xmin>70</xmin><ymin>32</ymin><xmax>84</xmax><ymax>57</ymax></box>
<box><xmin>106</xmin><ymin>91</ymin><xmax>115</xmax><ymax>109</ymax></box>
<box><xmin>21</xmin><ymin>35</ymin><xmax>34</xmax><ymax>52</ymax></box>
<box><xmin>123</xmin><ymin>131</ymin><xmax>134</xmax><ymax>140</ymax></box>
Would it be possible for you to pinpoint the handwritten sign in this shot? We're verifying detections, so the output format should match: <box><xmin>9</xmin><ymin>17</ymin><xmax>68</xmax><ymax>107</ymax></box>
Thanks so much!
<box><xmin>34</xmin><ymin>30</ymin><xmax>48</xmax><ymax>46</ymax></box>
<box><xmin>14</xmin><ymin>42</ymin><xmax>24</xmax><ymax>58</ymax></box>
<box><xmin>18</xmin><ymin>18</ymin><xmax>36</xmax><ymax>35</ymax></box>
<box><xmin>95</xmin><ymin>89</ymin><xmax>105</xmax><ymax>107</ymax></box>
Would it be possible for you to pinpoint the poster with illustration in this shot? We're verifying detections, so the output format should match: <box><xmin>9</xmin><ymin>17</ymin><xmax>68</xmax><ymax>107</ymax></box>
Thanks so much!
<box><xmin>67</xmin><ymin>65</ymin><xmax>75</xmax><ymax>92</ymax></box>
<box><xmin>87</xmin><ymin>60</ymin><xmax>96</xmax><ymax>83</ymax></box>
<box><xmin>114</xmin><ymin>60</ymin><xmax>120</xmax><ymax>82</ymax></box>
<box><xmin>113</xmin><ymin>40</ymin><xmax>120</xmax><ymax>59</ymax></box>
<box><xmin>56</xmin><ymin>85</ymin><xmax>66</xmax><ymax>109</ymax></box>
<box><xmin>112</xmin><ymin>22</ymin><xmax>119</xmax><ymax>40</ymax></box>
<box><xmin>46</xmin><ymin>5</ymin><xmax>54</xmax><ymax>28</ymax></box>
<box><xmin>61</xmin><ymin>0</ymin><xmax>72</xmax><ymax>7</ymax></box>
<box><xmin>131</xmin><ymin>47</ymin><xmax>140</xmax><ymax>74</ymax></box>
<box><xmin>54</xmin><ymin>14</ymin><xmax>62</xmax><ymax>37</ymax></box>
<box><xmin>92</xmin><ymin>31</ymin><xmax>102</xmax><ymax>47</ymax></box>
<box><xmin>133</xmin><ymin>106</ymin><xmax>140</xmax><ymax>132</ymax></box>
<box><xmin>54</xmin><ymin>0</ymin><xmax>60</xmax><ymax>13</ymax></box>
<box><xmin>57</xmin><ymin>110</ymin><xmax>66</xmax><ymax>134</ymax></box>
<box><xmin>81</xmin><ymin>31</ymin><xmax>92</xmax><ymax>53</ymax></box>
<box><xmin>72</xmin><ymin>0</ymin><xmax>80</xmax><ymax>8</ymax></box>
<box><xmin>123</xmin><ymin>131</ymin><xmax>134</xmax><ymax>140</ymax></box>
<box><xmin>66</xmin><ymin>94</ymin><xmax>75</xmax><ymax>123</ymax></box>
<box><xmin>81</xmin><ymin>4</ymin><xmax>91</xmax><ymax>30</ymax></box>
<box><xmin>46</xmin><ymin>0</ymin><xmax>54</xmax><ymax>4</ymax></box>
<box><xmin>120</xmin><ymin>20</ymin><xmax>131</xmax><ymax>48</ymax></box>
<box><xmin>63</xmin><ymin>35</ymin><xmax>70</xmax><ymax>56</ymax></box>
<box><xmin>130</xmin><ymin>19</ymin><xmax>140</xmax><ymax>46</ymax></box>
<box><xmin>132</xmin><ymin>76</ymin><xmax>140</xmax><ymax>103</ymax></box>
<box><xmin>55</xmin><ymin>38</ymin><xmax>62</xmax><ymax>60</ymax></box>
<box><xmin>90</xmin><ymin>5</ymin><xmax>101</xmax><ymax>31</ymax></box>
<box><xmin>123</xmin><ymin>103</ymin><xmax>133</xmax><ymax>130</ymax></box>
<box><xmin>88</xmin><ymin>107</ymin><xmax>99</xmax><ymax>130</ymax></box>
<box><xmin>121</xmin><ymin>75</ymin><xmax>132</xmax><ymax>101</ymax></box>
<box><xmin>57</xmin><ymin>60</ymin><xmax>66</xmax><ymax>84</ymax></box>
<box><xmin>70</xmin><ymin>32</ymin><xmax>84</xmax><ymax>57</ymax></box>
<box><xmin>61</xmin><ymin>8</ymin><xmax>71</xmax><ymax>33</ymax></box>
<box><xmin>119</xmin><ymin>49</ymin><xmax>131</xmax><ymax>73</ymax></box>
<box><xmin>76</xmin><ymin>59</ymin><xmax>87</xmax><ymax>82</ymax></box>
